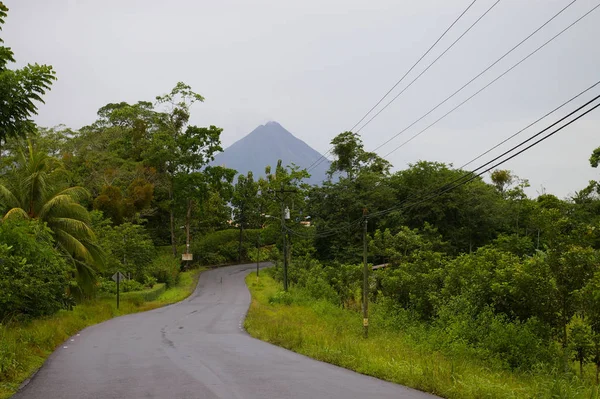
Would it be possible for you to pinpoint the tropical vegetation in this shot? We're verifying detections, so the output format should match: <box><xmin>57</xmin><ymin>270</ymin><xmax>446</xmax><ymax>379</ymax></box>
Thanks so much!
<box><xmin>3</xmin><ymin>2</ymin><xmax>600</xmax><ymax>398</ymax></box>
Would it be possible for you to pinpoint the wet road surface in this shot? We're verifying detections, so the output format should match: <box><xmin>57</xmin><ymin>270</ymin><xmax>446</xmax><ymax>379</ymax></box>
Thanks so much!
<box><xmin>14</xmin><ymin>263</ymin><xmax>437</xmax><ymax>399</ymax></box>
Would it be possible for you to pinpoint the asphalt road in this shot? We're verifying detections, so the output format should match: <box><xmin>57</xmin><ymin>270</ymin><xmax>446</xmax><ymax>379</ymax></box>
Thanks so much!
<box><xmin>14</xmin><ymin>263</ymin><xmax>437</xmax><ymax>399</ymax></box>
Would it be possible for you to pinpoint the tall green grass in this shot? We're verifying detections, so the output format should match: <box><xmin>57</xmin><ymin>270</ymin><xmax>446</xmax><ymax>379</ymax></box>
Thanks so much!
<box><xmin>0</xmin><ymin>268</ymin><xmax>204</xmax><ymax>399</ymax></box>
<box><xmin>245</xmin><ymin>273</ymin><xmax>600</xmax><ymax>399</ymax></box>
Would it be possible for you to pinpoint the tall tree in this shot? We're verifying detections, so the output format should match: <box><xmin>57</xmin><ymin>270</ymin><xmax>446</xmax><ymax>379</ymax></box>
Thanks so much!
<box><xmin>490</xmin><ymin>169</ymin><xmax>514</xmax><ymax>194</ymax></box>
<box><xmin>310</xmin><ymin>131</ymin><xmax>394</xmax><ymax>261</ymax></box>
<box><xmin>387</xmin><ymin>161</ymin><xmax>505</xmax><ymax>253</ymax></box>
<box><xmin>0</xmin><ymin>3</ymin><xmax>56</xmax><ymax>145</ymax></box>
<box><xmin>144</xmin><ymin>83</ymin><xmax>223</xmax><ymax>256</ymax></box>
<box><xmin>590</xmin><ymin>147</ymin><xmax>600</xmax><ymax>169</ymax></box>
<box><xmin>328</xmin><ymin>131</ymin><xmax>390</xmax><ymax>179</ymax></box>
<box><xmin>175</xmin><ymin>166</ymin><xmax>235</xmax><ymax>259</ymax></box>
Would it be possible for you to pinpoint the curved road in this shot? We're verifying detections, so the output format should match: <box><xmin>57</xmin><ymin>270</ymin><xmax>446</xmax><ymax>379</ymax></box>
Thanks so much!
<box><xmin>14</xmin><ymin>264</ymin><xmax>437</xmax><ymax>399</ymax></box>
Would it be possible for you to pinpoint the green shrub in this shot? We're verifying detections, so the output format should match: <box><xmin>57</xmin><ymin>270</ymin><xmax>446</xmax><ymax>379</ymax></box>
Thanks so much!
<box><xmin>144</xmin><ymin>275</ymin><xmax>157</xmax><ymax>288</ymax></box>
<box><xmin>149</xmin><ymin>254</ymin><xmax>180</xmax><ymax>287</ymax></box>
<box><xmin>268</xmin><ymin>291</ymin><xmax>294</xmax><ymax>305</ymax></box>
<box><xmin>248</xmin><ymin>245</ymin><xmax>276</xmax><ymax>262</ymax></box>
<box><xmin>492</xmin><ymin>234</ymin><xmax>535</xmax><ymax>257</ymax></box>
<box><xmin>92</xmin><ymin>213</ymin><xmax>156</xmax><ymax>282</ymax></box>
<box><xmin>244</xmin><ymin>228</ymin><xmax>278</xmax><ymax>247</ymax></box>
<box><xmin>120</xmin><ymin>283</ymin><xmax>166</xmax><ymax>303</ymax></box>
<box><xmin>191</xmin><ymin>228</ymin><xmax>278</xmax><ymax>265</ymax></box>
<box><xmin>98</xmin><ymin>277</ymin><xmax>117</xmax><ymax>295</ymax></box>
<box><xmin>191</xmin><ymin>229</ymin><xmax>238</xmax><ymax>265</ymax></box>
<box><xmin>302</xmin><ymin>272</ymin><xmax>340</xmax><ymax>304</ymax></box>
<box><xmin>97</xmin><ymin>278</ymin><xmax>146</xmax><ymax>294</ymax></box>
<box><xmin>0</xmin><ymin>219</ymin><xmax>71</xmax><ymax>320</ymax></box>
<box><xmin>434</xmin><ymin>296</ymin><xmax>555</xmax><ymax>370</ymax></box>
<box><xmin>121</xmin><ymin>279</ymin><xmax>144</xmax><ymax>292</ymax></box>
<box><xmin>200</xmin><ymin>252</ymin><xmax>227</xmax><ymax>266</ymax></box>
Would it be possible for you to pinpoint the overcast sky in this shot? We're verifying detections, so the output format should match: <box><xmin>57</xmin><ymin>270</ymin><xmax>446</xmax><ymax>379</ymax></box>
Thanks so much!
<box><xmin>4</xmin><ymin>0</ymin><xmax>600</xmax><ymax>197</ymax></box>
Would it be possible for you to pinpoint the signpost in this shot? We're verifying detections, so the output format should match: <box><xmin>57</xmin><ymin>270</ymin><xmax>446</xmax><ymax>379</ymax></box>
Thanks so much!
<box><xmin>182</xmin><ymin>253</ymin><xmax>193</xmax><ymax>270</ymax></box>
<box><xmin>112</xmin><ymin>271</ymin><xmax>125</xmax><ymax>309</ymax></box>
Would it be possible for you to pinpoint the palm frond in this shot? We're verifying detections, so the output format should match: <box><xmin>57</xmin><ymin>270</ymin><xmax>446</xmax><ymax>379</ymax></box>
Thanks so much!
<box><xmin>66</xmin><ymin>257</ymin><xmax>97</xmax><ymax>300</ymax></box>
<box><xmin>38</xmin><ymin>193</ymin><xmax>91</xmax><ymax>223</ymax></box>
<box><xmin>48</xmin><ymin>217</ymin><xmax>95</xmax><ymax>240</ymax></box>
<box><xmin>54</xmin><ymin>186</ymin><xmax>90</xmax><ymax>202</ymax></box>
<box><xmin>80</xmin><ymin>239</ymin><xmax>105</xmax><ymax>268</ymax></box>
<box><xmin>0</xmin><ymin>184</ymin><xmax>21</xmax><ymax>210</ymax></box>
<box><xmin>2</xmin><ymin>207</ymin><xmax>29</xmax><ymax>220</ymax></box>
<box><xmin>54</xmin><ymin>229</ymin><xmax>95</xmax><ymax>264</ymax></box>
<box><xmin>54</xmin><ymin>231</ymin><xmax>103</xmax><ymax>292</ymax></box>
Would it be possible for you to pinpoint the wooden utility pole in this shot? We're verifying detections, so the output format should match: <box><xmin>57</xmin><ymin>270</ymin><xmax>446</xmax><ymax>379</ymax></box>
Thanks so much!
<box><xmin>256</xmin><ymin>229</ymin><xmax>261</xmax><ymax>277</ymax></box>
<box><xmin>362</xmin><ymin>210</ymin><xmax>369</xmax><ymax>338</ymax></box>
<box><xmin>270</xmin><ymin>184</ymin><xmax>296</xmax><ymax>291</ymax></box>
<box><xmin>281</xmin><ymin>201</ymin><xmax>288</xmax><ymax>291</ymax></box>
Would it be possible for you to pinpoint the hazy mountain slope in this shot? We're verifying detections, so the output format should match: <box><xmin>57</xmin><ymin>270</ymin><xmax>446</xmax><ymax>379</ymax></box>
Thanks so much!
<box><xmin>211</xmin><ymin>121</ymin><xmax>329</xmax><ymax>185</ymax></box>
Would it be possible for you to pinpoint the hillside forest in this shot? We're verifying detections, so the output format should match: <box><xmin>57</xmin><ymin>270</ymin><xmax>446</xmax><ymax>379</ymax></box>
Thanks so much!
<box><xmin>3</xmin><ymin>3</ymin><xmax>600</xmax><ymax>394</ymax></box>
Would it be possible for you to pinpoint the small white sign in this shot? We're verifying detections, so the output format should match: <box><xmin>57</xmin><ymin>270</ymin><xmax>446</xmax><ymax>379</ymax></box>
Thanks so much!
<box><xmin>182</xmin><ymin>253</ymin><xmax>193</xmax><ymax>261</ymax></box>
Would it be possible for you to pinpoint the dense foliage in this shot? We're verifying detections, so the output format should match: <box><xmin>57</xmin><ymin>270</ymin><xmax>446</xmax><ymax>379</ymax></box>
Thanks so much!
<box><xmin>261</xmin><ymin>132</ymin><xmax>600</xmax><ymax>385</ymax></box>
<box><xmin>92</xmin><ymin>213</ymin><xmax>155</xmax><ymax>283</ymax></box>
<box><xmin>0</xmin><ymin>219</ymin><xmax>71</xmax><ymax>319</ymax></box>
<box><xmin>0</xmin><ymin>5</ymin><xmax>234</xmax><ymax>320</ymax></box>
<box><xmin>3</xmin><ymin>1</ymin><xmax>600</xmax><ymax>394</ymax></box>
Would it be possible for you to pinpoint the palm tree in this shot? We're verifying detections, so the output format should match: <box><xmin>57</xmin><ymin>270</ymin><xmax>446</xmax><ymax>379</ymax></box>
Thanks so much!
<box><xmin>0</xmin><ymin>142</ymin><xmax>103</xmax><ymax>295</ymax></box>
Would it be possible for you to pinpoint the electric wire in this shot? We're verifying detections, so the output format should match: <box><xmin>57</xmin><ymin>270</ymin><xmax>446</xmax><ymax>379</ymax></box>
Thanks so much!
<box><xmin>368</xmin><ymin>93</ymin><xmax>600</xmax><ymax>220</ymax></box>
<box><xmin>374</xmin><ymin>81</ymin><xmax>600</xmax><ymax>216</ymax></box>
<box><xmin>381</xmin><ymin>2</ymin><xmax>600</xmax><ymax>158</ymax></box>
<box><xmin>458</xmin><ymin>80</ymin><xmax>600</xmax><ymax>170</ymax></box>
<box><xmin>279</xmin><ymin>3</ymin><xmax>600</xmax><ymax>237</ymax></box>
<box><xmin>355</xmin><ymin>0</ymin><xmax>502</xmax><ymax>134</ymax></box>
<box><xmin>284</xmin><ymin>85</ymin><xmax>600</xmax><ymax>240</ymax></box>
<box><xmin>305</xmin><ymin>0</ymin><xmax>481</xmax><ymax>173</ymax></box>
<box><xmin>308</xmin><ymin>0</ymin><xmax>577</xmax><ymax>175</ymax></box>
<box><xmin>388</xmin><ymin>99</ymin><xmax>600</xmax><ymax>217</ymax></box>
<box><xmin>370</xmin><ymin>0</ymin><xmax>578</xmax><ymax>154</ymax></box>
<box><xmin>284</xmin><ymin>219</ymin><xmax>363</xmax><ymax>239</ymax></box>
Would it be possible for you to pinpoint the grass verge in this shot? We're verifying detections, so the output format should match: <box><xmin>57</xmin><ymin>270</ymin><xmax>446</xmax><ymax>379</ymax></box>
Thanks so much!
<box><xmin>244</xmin><ymin>272</ymin><xmax>600</xmax><ymax>399</ymax></box>
<box><xmin>0</xmin><ymin>267</ymin><xmax>205</xmax><ymax>399</ymax></box>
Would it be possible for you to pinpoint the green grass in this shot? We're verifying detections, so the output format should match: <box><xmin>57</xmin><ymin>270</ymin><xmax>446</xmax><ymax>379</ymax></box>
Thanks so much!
<box><xmin>0</xmin><ymin>268</ymin><xmax>205</xmax><ymax>399</ymax></box>
<box><xmin>245</xmin><ymin>273</ymin><xmax>600</xmax><ymax>399</ymax></box>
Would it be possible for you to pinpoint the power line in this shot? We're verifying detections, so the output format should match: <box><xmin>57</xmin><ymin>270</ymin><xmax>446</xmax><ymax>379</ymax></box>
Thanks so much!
<box><xmin>305</xmin><ymin>0</ymin><xmax>480</xmax><ymax>173</ymax></box>
<box><xmin>382</xmin><ymin>1</ymin><xmax>600</xmax><ymax>158</ymax></box>
<box><xmin>285</xmin><ymin>219</ymin><xmax>363</xmax><ymax>239</ymax></box>
<box><xmin>370</xmin><ymin>0</ymin><xmax>578</xmax><ymax>154</ymax></box>
<box><xmin>303</xmin><ymin>83</ymin><xmax>600</xmax><ymax>239</ymax></box>
<box><xmin>355</xmin><ymin>0</ymin><xmax>502</xmax><ymax>134</ymax></box>
<box><xmin>313</xmin><ymin>53</ymin><xmax>597</xmax><ymax>190</ymax></box>
<box><xmin>310</xmin><ymin>0</ymin><xmax>577</xmax><ymax>175</ymax></box>
<box><xmin>281</xmin><ymin>217</ymin><xmax>363</xmax><ymax>239</ymax></box>
<box><xmin>383</xmin><ymin>80</ymin><xmax>600</xmax><ymax>217</ymax></box>
<box><xmin>349</xmin><ymin>0</ymin><xmax>478</xmax><ymax>133</ymax></box>
<box><xmin>459</xmin><ymin>80</ymin><xmax>600</xmax><ymax>170</ymax></box>
<box><xmin>369</xmin><ymin>92</ymin><xmax>600</xmax><ymax>220</ymax></box>
<box><xmin>414</xmin><ymin>100</ymin><xmax>600</xmax><ymax>211</ymax></box>
<box><xmin>461</xmin><ymin>93</ymin><xmax>600</xmax><ymax>183</ymax></box>
<box><xmin>261</xmin><ymin>208</ymin><xmax>363</xmax><ymax>239</ymax></box>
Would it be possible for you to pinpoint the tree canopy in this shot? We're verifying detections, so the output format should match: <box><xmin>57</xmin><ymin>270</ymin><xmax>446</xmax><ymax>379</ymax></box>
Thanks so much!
<box><xmin>0</xmin><ymin>2</ymin><xmax>55</xmax><ymax>144</ymax></box>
